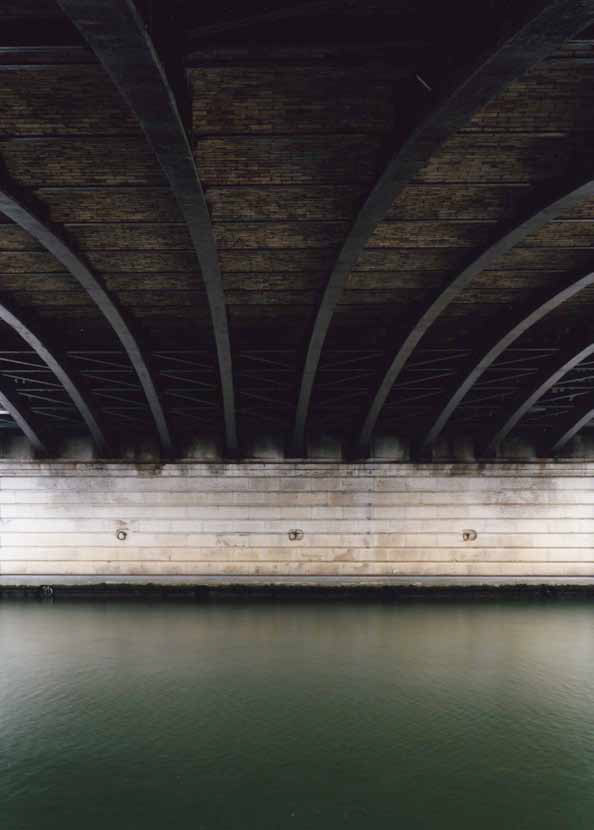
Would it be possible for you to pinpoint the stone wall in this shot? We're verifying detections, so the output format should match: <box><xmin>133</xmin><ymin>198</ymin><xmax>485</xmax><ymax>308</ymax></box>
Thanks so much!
<box><xmin>1</xmin><ymin>461</ymin><xmax>593</xmax><ymax>585</ymax></box>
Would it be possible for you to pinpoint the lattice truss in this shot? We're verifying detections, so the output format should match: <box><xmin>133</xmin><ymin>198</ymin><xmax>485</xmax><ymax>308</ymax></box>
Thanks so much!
<box><xmin>0</xmin><ymin>349</ymin><xmax>221</xmax><ymax>435</ymax></box>
<box><xmin>235</xmin><ymin>349</ymin><xmax>296</xmax><ymax>430</ymax></box>
<box><xmin>0</xmin><ymin>344</ymin><xmax>592</xmax><ymax>442</ymax></box>
<box><xmin>309</xmin><ymin>350</ymin><xmax>385</xmax><ymax>433</ymax></box>
<box><xmin>375</xmin><ymin>347</ymin><xmax>594</xmax><ymax>437</ymax></box>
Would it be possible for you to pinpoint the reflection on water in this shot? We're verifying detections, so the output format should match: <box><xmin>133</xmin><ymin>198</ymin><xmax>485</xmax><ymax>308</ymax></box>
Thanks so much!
<box><xmin>1</xmin><ymin>598</ymin><xmax>594</xmax><ymax>829</ymax></box>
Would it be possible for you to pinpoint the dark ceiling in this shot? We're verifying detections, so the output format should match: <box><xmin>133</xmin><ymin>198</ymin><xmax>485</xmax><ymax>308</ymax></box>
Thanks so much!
<box><xmin>1</xmin><ymin>0</ymin><xmax>594</xmax><ymax>458</ymax></box>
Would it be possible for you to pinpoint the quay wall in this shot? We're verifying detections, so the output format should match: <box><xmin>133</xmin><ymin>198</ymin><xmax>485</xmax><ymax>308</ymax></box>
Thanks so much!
<box><xmin>1</xmin><ymin>460</ymin><xmax>594</xmax><ymax>586</ymax></box>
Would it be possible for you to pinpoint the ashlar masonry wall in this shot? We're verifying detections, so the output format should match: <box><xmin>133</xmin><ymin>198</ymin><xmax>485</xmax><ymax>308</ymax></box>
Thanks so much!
<box><xmin>1</xmin><ymin>461</ymin><xmax>593</xmax><ymax>584</ymax></box>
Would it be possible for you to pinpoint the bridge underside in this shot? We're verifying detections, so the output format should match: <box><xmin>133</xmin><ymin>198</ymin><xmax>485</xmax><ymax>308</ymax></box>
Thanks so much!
<box><xmin>0</xmin><ymin>0</ymin><xmax>594</xmax><ymax>463</ymax></box>
<box><xmin>2</xmin><ymin>2</ymin><xmax>594</xmax><ymax>586</ymax></box>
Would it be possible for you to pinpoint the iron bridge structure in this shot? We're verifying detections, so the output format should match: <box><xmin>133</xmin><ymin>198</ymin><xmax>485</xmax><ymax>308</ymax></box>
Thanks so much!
<box><xmin>1</xmin><ymin>0</ymin><xmax>594</xmax><ymax>460</ymax></box>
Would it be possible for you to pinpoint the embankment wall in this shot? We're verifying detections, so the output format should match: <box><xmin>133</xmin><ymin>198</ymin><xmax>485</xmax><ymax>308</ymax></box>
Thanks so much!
<box><xmin>1</xmin><ymin>461</ymin><xmax>593</xmax><ymax>585</ymax></box>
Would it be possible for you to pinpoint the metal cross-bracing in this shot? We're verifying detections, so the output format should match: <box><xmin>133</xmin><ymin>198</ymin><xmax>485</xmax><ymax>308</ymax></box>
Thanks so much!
<box><xmin>58</xmin><ymin>0</ymin><xmax>238</xmax><ymax>457</ymax></box>
<box><xmin>72</xmin><ymin>349</ymin><xmax>221</xmax><ymax>437</ymax></box>
<box><xmin>307</xmin><ymin>350</ymin><xmax>385</xmax><ymax>437</ymax></box>
<box><xmin>418</xmin><ymin>270</ymin><xmax>594</xmax><ymax>451</ymax></box>
<box><xmin>0</xmin><ymin>350</ymin><xmax>87</xmax><ymax>438</ymax></box>
<box><xmin>0</xmin><ymin>183</ymin><xmax>171</xmax><ymax>453</ymax></box>
<box><xmin>369</xmin><ymin>347</ymin><xmax>594</xmax><ymax>443</ymax></box>
<box><xmin>485</xmin><ymin>334</ymin><xmax>594</xmax><ymax>451</ymax></box>
<box><xmin>289</xmin><ymin>0</ymin><xmax>594</xmax><ymax>457</ymax></box>
<box><xmin>454</xmin><ymin>349</ymin><xmax>564</xmax><ymax>432</ymax></box>
<box><xmin>0</xmin><ymin>347</ymin><xmax>231</xmax><ymax>447</ymax></box>
<box><xmin>235</xmin><ymin>350</ymin><xmax>297</xmax><ymax>434</ymax></box>
<box><xmin>0</xmin><ymin>303</ymin><xmax>109</xmax><ymax>452</ymax></box>
<box><xmin>518</xmin><ymin>356</ymin><xmax>594</xmax><ymax>437</ymax></box>
<box><xmin>0</xmin><ymin>348</ymin><xmax>223</xmax><ymax>437</ymax></box>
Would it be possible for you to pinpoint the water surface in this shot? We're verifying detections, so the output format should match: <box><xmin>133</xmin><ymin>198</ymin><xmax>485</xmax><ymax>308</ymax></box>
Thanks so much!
<box><xmin>2</xmin><ymin>598</ymin><xmax>594</xmax><ymax>829</ymax></box>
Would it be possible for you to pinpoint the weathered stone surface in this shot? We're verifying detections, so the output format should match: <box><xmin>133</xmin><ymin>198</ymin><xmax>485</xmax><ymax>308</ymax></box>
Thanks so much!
<box><xmin>1</xmin><ymin>461</ymin><xmax>593</xmax><ymax>584</ymax></box>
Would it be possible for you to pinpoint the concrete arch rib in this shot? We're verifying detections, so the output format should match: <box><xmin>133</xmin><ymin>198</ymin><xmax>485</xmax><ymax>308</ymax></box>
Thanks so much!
<box><xmin>288</xmin><ymin>0</ymin><xmax>594</xmax><ymax>457</ymax></box>
<box><xmin>356</xmin><ymin>178</ymin><xmax>594</xmax><ymax>454</ymax></box>
<box><xmin>0</xmin><ymin>373</ymin><xmax>47</xmax><ymax>453</ymax></box>
<box><xmin>486</xmin><ymin>336</ymin><xmax>594</xmax><ymax>451</ymax></box>
<box><xmin>550</xmin><ymin>396</ymin><xmax>594</xmax><ymax>451</ymax></box>
<box><xmin>0</xmin><ymin>185</ymin><xmax>172</xmax><ymax>454</ymax></box>
<box><xmin>58</xmin><ymin>0</ymin><xmax>238</xmax><ymax>456</ymax></box>
<box><xmin>0</xmin><ymin>301</ymin><xmax>109</xmax><ymax>453</ymax></box>
<box><xmin>419</xmin><ymin>271</ymin><xmax>594</xmax><ymax>450</ymax></box>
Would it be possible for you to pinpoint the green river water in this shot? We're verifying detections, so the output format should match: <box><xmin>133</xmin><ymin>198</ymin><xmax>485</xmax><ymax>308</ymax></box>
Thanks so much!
<box><xmin>1</xmin><ymin>598</ymin><xmax>594</xmax><ymax>829</ymax></box>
